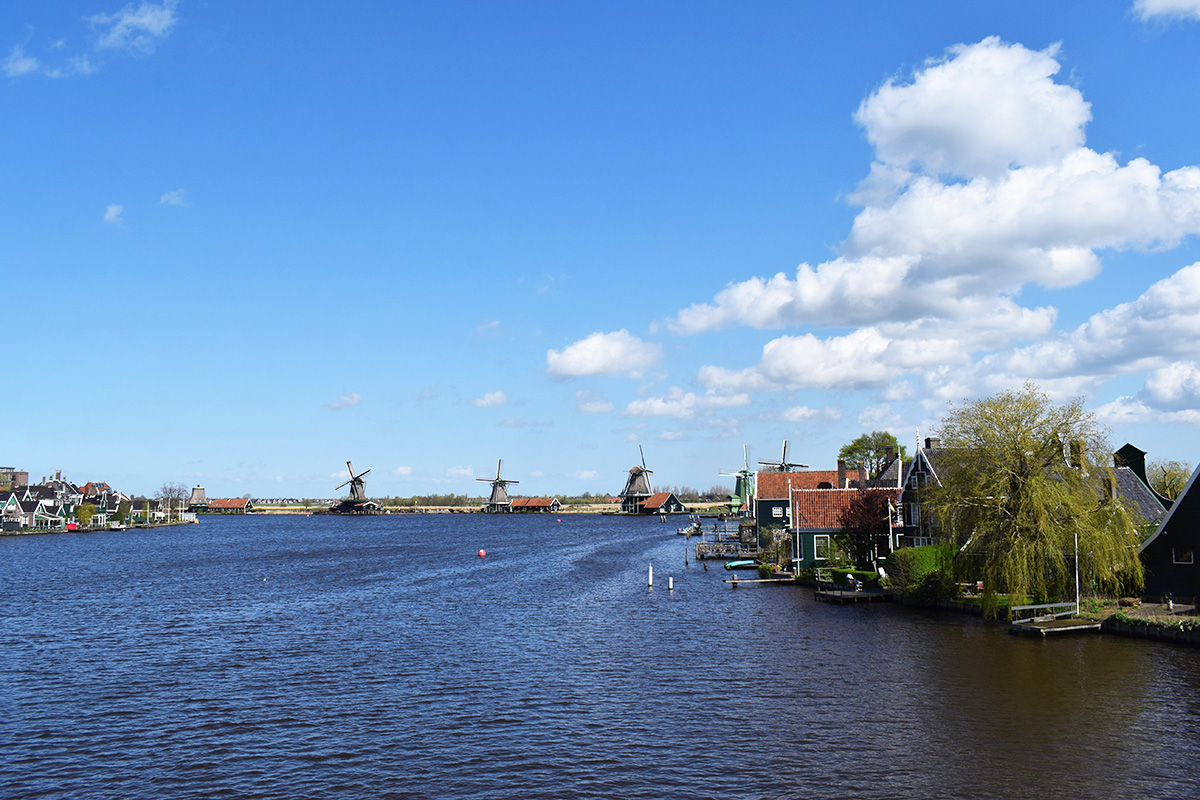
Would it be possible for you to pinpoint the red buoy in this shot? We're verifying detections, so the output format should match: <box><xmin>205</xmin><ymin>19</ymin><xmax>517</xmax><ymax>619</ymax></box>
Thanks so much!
<box><xmin>478</xmin><ymin>549</ymin><xmax>486</xmax><ymax>558</ymax></box>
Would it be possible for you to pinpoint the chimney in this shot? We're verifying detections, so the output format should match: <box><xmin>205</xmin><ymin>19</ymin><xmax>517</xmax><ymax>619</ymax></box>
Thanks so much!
<box><xmin>858</xmin><ymin>463</ymin><xmax>868</xmax><ymax>485</ymax></box>
<box><xmin>925</xmin><ymin>437</ymin><xmax>940</xmax><ymax>450</ymax></box>
<box><xmin>886</xmin><ymin>446</ymin><xmax>895</xmax><ymax>463</ymax></box>
<box><xmin>1109</xmin><ymin>473</ymin><xmax>1118</xmax><ymax>500</ymax></box>
<box><xmin>837</xmin><ymin>459</ymin><xmax>847</xmax><ymax>488</ymax></box>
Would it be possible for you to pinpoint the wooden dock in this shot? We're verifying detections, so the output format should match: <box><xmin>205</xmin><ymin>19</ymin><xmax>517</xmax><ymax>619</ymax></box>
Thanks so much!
<box><xmin>1010</xmin><ymin>618</ymin><xmax>1102</xmax><ymax>637</ymax></box>
<box><xmin>814</xmin><ymin>588</ymin><xmax>889</xmax><ymax>604</ymax></box>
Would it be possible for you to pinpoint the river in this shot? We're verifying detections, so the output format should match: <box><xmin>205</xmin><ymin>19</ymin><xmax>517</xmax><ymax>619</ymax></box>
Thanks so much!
<box><xmin>2</xmin><ymin>513</ymin><xmax>1198</xmax><ymax>799</ymax></box>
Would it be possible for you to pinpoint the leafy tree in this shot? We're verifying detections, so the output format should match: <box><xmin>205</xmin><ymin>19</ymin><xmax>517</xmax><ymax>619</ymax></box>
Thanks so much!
<box><xmin>1148</xmin><ymin>458</ymin><xmax>1193</xmax><ymax>501</ymax></box>
<box><xmin>75</xmin><ymin>502</ymin><xmax>97</xmax><ymax>527</ymax></box>
<box><xmin>839</xmin><ymin>431</ymin><xmax>908</xmax><ymax>478</ymax></box>
<box><xmin>927</xmin><ymin>384</ymin><xmax>1143</xmax><ymax>617</ymax></box>
<box><xmin>836</xmin><ymin>489</ymin><xmax>893</xmax><ymax>570</ymax></box>
<box><xmin>114</xmin><ymin>499</ymin><xmax>132</xmax><ymax>524</ymax></box>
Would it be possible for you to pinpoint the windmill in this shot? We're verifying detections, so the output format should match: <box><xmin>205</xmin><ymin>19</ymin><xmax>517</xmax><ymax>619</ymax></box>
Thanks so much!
<box><xmin>335</xmin><ymin>461</ymin><xmax>371</xmax><ymax>502</ymax></box>
<box><xmin>719</xmin><ymin>445</ymin><xmax>756</xmax><ymax>517</ymax></box>
<box><xmin>758</xmin><ymin>440</ymin><xmax>808</xmax><ymax>473</ymax></box>
<box><xmin>325</xmin><ymin>460</ymin><xmax>380</xmax><ymax>514</ymax></box>
<box><xmin>477</xmin><ymin>459</ymin><xmax>518</xmax><ymax>513</ymax></box>
<box><xmin>619</xmin><ymin>446</ymin><xmax>654</xmax><ymax>513</ymax></box>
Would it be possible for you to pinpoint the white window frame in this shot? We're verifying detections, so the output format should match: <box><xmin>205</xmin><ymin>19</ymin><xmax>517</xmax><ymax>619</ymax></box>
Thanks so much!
<box><xmin>1174</xmin><ymin>546</ymin><xmax>1194</xmax><ymax>565</ymax></box>
<box><xmin>814</xmin><ymin>534</ymin><xmax>830</xmax><ymax>561</ymax></box>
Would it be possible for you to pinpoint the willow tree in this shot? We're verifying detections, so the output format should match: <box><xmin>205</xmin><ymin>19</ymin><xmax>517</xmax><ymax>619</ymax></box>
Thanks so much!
<box><xmin>927</xmin><ymin>384</ymin><xmax>1143</xmax><ymax>616</ymax></box>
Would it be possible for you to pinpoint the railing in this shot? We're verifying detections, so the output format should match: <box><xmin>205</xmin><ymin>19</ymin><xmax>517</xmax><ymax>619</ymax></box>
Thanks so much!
<box><xmin>695</xmin><ymin>540</ymin><xmax>759</xmax><ymax>559</ymax></box>
<box><xmin>1010</xmin><ymin>601</ymin><xmax>1079</xmax><ymax>623</ymax></box>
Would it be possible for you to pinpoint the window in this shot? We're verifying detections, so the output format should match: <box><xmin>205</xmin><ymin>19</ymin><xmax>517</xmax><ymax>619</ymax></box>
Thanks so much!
<box><xmin>1175</xmin><ymin>546</ymin><xmax>1194</xmax><ymax>565</ymax></box>
<box><xmin>772</xmin><ymin>507</ymin><xmax>783</xmax><ymax>518</ymax></box>
<box><xmin>814</xmin><ymin>535</ymin><xmax>830</xmax><ymax>561</ymax></box>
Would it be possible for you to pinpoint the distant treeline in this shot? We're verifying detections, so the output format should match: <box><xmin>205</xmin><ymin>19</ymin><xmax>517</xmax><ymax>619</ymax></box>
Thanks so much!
<box><xmin>289</xmin><ymin>484</ymin><xmax>730</xmax><ymax>508</ymax></box>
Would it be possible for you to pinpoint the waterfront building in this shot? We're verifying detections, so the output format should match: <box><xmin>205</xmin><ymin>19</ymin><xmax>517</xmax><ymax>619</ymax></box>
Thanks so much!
<box><xmin>1139</xmin><ymin>460</ymin><xmax>1200</xmax><ymax>605</ymax></box>
<box><xmin>510</xmin><ymin>497</ymin><xmax>562</xmax><ymax>513</ymax></box>
<box><xmin>207</xmin><ymin>498</ymin><xmax>255</xmax><ymax>514</ymax></box>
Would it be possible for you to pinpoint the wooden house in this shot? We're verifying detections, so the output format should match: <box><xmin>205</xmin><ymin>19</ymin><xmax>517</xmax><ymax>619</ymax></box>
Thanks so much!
<box><xmin>510</xmin><ymin>497</ymin><xmax>562</xmax><ymax>513</ymax></box>
<box><xmin>207</xmin><ymin>498</ymin><xmax>255</xmax><ymax>514</ymax></box>
<box><xmin>789</xmin><ymin>487</ymin><xmax>901</xmax><ymax>570</ymax></box>
<box><xmin>1139</xmin><ymin>461</ymin><xmax>1200</xmax><ymax>604</ymax></box>
<box><xmin>639</xmin><ymin>491</ymin><xmax>685</xmax><ymax>515</ymax></box>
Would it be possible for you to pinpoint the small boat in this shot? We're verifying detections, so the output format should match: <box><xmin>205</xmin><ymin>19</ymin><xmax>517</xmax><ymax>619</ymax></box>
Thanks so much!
<box><xmin>723</xmin><ymin>559</ymin><xmax>762</xmax><ymax>571</ymax></box>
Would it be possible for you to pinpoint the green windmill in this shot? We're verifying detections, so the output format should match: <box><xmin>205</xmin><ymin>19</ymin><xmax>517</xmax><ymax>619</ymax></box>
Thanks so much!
<box><xmin>719</xmin><ymin>445</ymin><xmax>756</xmax><ymax>518</ymax></box>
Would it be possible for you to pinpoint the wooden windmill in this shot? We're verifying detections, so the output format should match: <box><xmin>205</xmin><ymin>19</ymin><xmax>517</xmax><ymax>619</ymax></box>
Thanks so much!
<box><xmin>325</xmin><ymin>460</ymin><xmax>380</xmax><ymax>514</ymax></box>
<box><xmin>619</xmin><ymin>446</ymin><xmax>654</xmax><ymax>513</ymax></box>
<box><xmin>758</xmin><ymin>440</ymin><xmax>808</xmax><ymax>472</ymax></box>
<box><xmin>336</xmin><ymin>461</ymin><xmax>371</xmax><ymax>502</ymax></box>
<box><xmin>719</xmin><ymin>444</ymin><xmax>756</xmax><ymax>517</ymax></box>
<box><xmin>477</xmin><ymin>459</ymin><xmax>518</xmax><ymax>513</ymax></box>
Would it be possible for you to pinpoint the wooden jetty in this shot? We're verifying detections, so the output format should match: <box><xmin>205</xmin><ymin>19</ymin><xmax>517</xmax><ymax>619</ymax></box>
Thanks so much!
<box><xmin>1009</xmin><ymin>601</ymin><xmax>1100</xmax><ymax>637</ymax></box>
<box><xmin>814</xmin><ymin>587</ymin><xmax>889</xmax><ymax>604</ymax></box>
<box><xmin>1010</xmin><ymin>617</ymin><xmax>1101</xmax><ymax>637</ymax></box>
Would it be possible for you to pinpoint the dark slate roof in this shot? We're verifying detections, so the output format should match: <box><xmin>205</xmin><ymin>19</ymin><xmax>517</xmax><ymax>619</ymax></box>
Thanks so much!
<box><xmin>1114</xmin><ymin>466</ymin><xmax>1167</xmax><ymax>526</ymax></box>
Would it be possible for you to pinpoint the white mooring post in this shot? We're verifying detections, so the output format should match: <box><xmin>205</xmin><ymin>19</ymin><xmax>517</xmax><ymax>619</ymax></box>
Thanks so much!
<box><xmin>648</xmin><ymin>562</ymin><xmax>653</xmax><ymax>587</ymax></box>
<box><xmin>669</xmin><ymin>576</ymin><xmax>674</xmax><ymax>591</ymax></box>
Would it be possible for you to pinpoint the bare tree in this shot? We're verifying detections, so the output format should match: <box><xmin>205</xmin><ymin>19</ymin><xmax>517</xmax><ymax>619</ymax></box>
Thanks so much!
<box><xmin>156</xmin><ymin>482</ymin><xmax>189</xmax><ymax>523</ymax></box>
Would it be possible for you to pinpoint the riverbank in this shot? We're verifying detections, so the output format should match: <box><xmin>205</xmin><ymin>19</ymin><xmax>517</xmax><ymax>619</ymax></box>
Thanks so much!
<box><xmin>0</xmin><ymin>520</ymin><xmax>198</xmax><ymax>537</ymax></box>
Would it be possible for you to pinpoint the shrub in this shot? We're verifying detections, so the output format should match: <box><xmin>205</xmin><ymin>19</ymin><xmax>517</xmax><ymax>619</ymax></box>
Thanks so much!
<box><xmin>906</xmin><ymin>569</ymin><xmax>958</xmax><ymax>606</ymax></box>
<box><xmin>887</xmin><ymin>544</ymin><xmax>952</xmax><ymax>591</ymax></box>
<box><xmin>831</xmin><ymin>568</ymin><xmax>881</xmax><ymax>589</ymax></box>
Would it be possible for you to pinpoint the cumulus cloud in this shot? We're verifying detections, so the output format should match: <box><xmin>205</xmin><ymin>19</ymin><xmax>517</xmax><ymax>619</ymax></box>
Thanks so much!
<box><xmin>780</xmin><ymin>405</ymin><xmax>819</xmax><ymax>422</ymax></box>
<box><xmin>326</xmin><ymin>392</ymin><xmax>361</xmax><ymax>411</ymax></box>
<box><xmin>392</xmin><ymin>466</ymin><xmax>413</xmax><ymax>476</ymax></box>
<box><xmin>1135</xmin><ymin>0</ymin><xmax>1200</xmax><ymax>20</ymax></box>
<box><xmin>91</xmin><ymin>0</ymin><xmax>179</xmax><ymax>52</ymax></box>
<box><xmin>854</xmin><ymin>38</ymin><xmax>1089</xmax><ymax>179</ymax></box>
<box><xmin>575</xmin><ymin>470</ymin><xmax>599</xmax><ymax>480</ymax></box>
<box><xmin>103</xmin><ymin>204</ymin><xmax>123</xmax><ymax>224</ymax></box>
<box><xmin>446</xmin><ymin>465</ymin><xmax>473</xmax><ymax>478</ymax></box>
<box><xmin>471</xmin><ymin>390</ymin><xmax>508</xmax><ymax>408</ymax></box>
<box><xmin>624</xmin><ymin>387</ymin><xmax>751</xmax><ymax>419</ymax></box>
<box><xmin>669</xmin><ymin>36</ymin><xmax>1200</xmax><ymax>423</ymax></box>
<box><xmin>546</xmin><ymin>330</ymin><xmax>662</xmax><ymax>378</ymax></box>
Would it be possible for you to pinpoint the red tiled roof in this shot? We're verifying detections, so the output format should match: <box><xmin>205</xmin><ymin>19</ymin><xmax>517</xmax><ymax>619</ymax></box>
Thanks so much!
<box><xmin>640</xmin><ymin>492</ymin><xmax>675</xmax><ymax>508</ymax></box>
<box><xmin>791</xmin><ymin>488</ymin><xmax>900</xmax><ymax>530</ymax></box>
<box><xmin>524</xmin><ymin>498</ymin><xmax>558</xmax><ymax>508</ymax></box>
<box><xmin>510</xmin><ymin>498</ymin><xmax>530</xmax><ymax>508</ymax></box>
<box><xmin>756</xmin><ymin>470</ymin><xmax>841</xmax><ymax>499</ymax></box>
<box><xmin>208</xmin><ymin>498</ymin><xmax>251</xmax><ymax>510</ymax></box>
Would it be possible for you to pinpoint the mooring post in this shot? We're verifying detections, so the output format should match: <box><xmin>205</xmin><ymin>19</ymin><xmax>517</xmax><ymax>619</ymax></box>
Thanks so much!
<box><xmin>648</xmin><ymin>562</ymin><xmax>653</xmax><ymax>588</ymax></box>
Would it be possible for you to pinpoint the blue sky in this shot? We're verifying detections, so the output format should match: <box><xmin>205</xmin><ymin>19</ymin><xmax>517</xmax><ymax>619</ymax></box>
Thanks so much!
<box><xmin>6</xmin><ymin>0</ymin><xmax>1200</xmax><ymax>499</ymax></box>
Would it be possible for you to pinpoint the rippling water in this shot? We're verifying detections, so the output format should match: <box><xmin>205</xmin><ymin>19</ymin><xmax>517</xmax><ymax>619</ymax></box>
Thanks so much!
<box><xmin>3</xmin><ymin>514</ymin><xmax>1199</xmax><ymax>799</ymax></box>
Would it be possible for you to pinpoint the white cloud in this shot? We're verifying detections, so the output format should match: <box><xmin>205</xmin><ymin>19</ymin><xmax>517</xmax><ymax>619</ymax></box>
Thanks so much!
<box><xmin>1143</xmin><ymin>361</ymin><xmax>1200</xmax><ymax>411</ymax></box>
<box><xmin>103</xmin><ymin>204</ymin><xmax>123</xmax><ymax>224</ymax></box>
<box><xmin>1135</xmin><ymin>0</ymin><xmax>1200</xmax><ymax>20</ymax></box>
<box><xmin>669</xmin><ymin>36</ymin><xmax>1200</xmax><ymax>423</ymax></box>
<box><xmin>91</xmin><ymin>0</ymin><xmax>179</xmax><ymax>52</ymax></box>
<box><xmin>471</xmin><ymin>390</ymin><xmax>508</xmax><ymax>408</ymax></box>
<box><xmin>780</xmin><ymin>405</ymin><xmax>819</xmax><ymax>422</ymax></box>
<box><xmin>854</xmin><ymin>38</ymin><xmax>1089</xmax><ymax>179</ymax></box>
<box><xmin>575</xmin><ymin>390</ymin><xmax>614</xmax><ymax>414</ymax></box>
<box><xmin>446</xmin><ymin>465</ymin><xmax>474</xmax><ymax>478</ymax></box>
<box><xmin>3</xmin><ymin>45</ymin><xmax>38</xmax><ymax>77</ymax></box>
<box><xmin>160</xmin><ymin>188</ymin><xmax>188</xmax><ymax>206</ymax></box>
<box><xmin>326</xmin><ymin>392</ymin><xmax>361</xmax><ymax>411</ymax></box>
<box><xmin>659</xmin><ymin>431</ymin><xmax>683</xmax><ymax>440</ymax></box>
<box><xmin>575</xmin><ymin>470</ymin><xmax>599</xmax><ymax>480</ymax></box>
<box><xmin>857</xmin><ymin>404</ymin><xmax>902</xmax><ymax>428</ymax></box>
<box><xmin>392</xmin><ymin>466</ymin><xmax>413</xmax><ymax>476</ymax></box>
<box><xmin>546</xmin><ymin>330</ymin><xmax>662</xmax><ymax>379</ymax></box>
<box><xmin>624</xmin><ymin>387</ymin><xmax>751</xmax><ymax>419</ymax></box>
